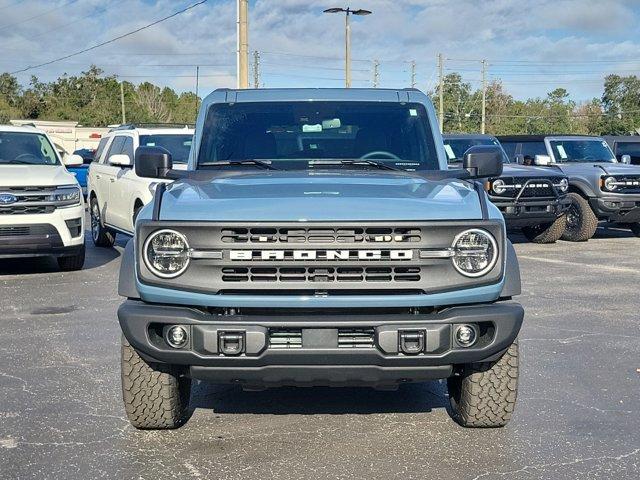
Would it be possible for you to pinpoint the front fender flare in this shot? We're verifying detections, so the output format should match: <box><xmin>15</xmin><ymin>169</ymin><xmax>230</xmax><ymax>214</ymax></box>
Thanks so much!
<box><xmin>500</xmin><ymin>239</ymin><xmax>521</xmax><ymax>298</ymax></box>
<box><xmin>118</xmin><ymin>239</ymin><xmax>140</xmax><ymax>299</ymax></box>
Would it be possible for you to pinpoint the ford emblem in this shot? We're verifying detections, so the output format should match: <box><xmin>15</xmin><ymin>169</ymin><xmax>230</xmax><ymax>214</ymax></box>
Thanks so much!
<box><xmin>0</xmin><ymin>193</ymin><xmax>18</xmax><ymax>205</ymax></box>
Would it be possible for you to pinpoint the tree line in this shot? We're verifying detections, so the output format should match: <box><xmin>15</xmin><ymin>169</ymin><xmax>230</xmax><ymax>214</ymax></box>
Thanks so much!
<box><xmin>1</xmin><ymin>66</ymin><xmax>639</xmax><ymax>136</ymax></box>
<box><xmin>0</xmin><ymin>66</ymin><xmax>198</xmax><ymax>126</ymax></box>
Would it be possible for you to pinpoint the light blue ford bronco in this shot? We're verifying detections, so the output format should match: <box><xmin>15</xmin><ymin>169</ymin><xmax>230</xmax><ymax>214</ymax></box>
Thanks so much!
<box><xmin>117</xmin><ymin>88</ymin><xmax>523</xmax><ymax>429</ymax></box>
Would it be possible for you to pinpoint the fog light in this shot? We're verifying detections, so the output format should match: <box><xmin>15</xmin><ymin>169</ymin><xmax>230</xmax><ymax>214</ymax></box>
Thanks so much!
<box><xmin>455</xmin><ymin>325</ymin><xmax>477</xmax><ymax>347</ymax></box>
<box><xmin>165</xmin><ymin>325</ymin><xmax>188</xmax><ymax>348</ymax></box>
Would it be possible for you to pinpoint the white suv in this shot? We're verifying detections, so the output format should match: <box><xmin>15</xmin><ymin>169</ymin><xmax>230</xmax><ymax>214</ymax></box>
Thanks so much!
<box><xmin>87</xmin><ymin>125</ymin><xmax>193</xmax><ymax>247</ymax></box>
<box><xmin>0</xmin><ymin>125</ymin><xmax>85</xmax><ymax>270</ymax></box>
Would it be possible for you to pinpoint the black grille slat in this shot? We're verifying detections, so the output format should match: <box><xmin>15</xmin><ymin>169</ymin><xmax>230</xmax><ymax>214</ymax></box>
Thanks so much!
<box><xmin>219</xmin><ymin>226</ymin><xmax>422</xmax><ymax>244</ymax></box>
<box><xmin>221</xmin><ymin>266</ymin><xmax>420</xmax><ymax>283</ymax></box>
<box><xmin>338</xmin><ymin>329</ymin><xmax>375</xmax><ymax>348</ymax></box>
<box><xmin>269</xmin><ymin>329</ymin><xmax>302</xmax><ymax>349</ymax></box>
<box><xmin>0</xmin><ymin>205</ymin><xmax>56</xmax><ymax>215</ymax></box>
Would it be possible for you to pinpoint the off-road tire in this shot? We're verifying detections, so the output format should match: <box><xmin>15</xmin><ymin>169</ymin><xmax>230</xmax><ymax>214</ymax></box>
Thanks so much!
<box><xmin>447</xmin><ymin>341</ymin><xmax>519</xmax><ymax>428</ymax></box>
<box><xmin>57</xmin><ymin>245</ymin><xmax>86</xmax><ymax>271</ymax></box>
<box><xmin>629</xmin><ymin>223</ymin><xmax>640</xmax><ymax>237</ymax></box>
<box><xmin>561</xmin><ymin>192</ymin><xmax>598</xmax><ymax>242</ymax></box>
<box><xmin>121</xmin><ymin>336</ymin><xmax>191</xmax><ymax>429</ymax></box>
<box><xmin>90</xmin><ymin>197</ymin><xmax>115</xmax><ymax>248</ymax></box>
<box><xmin>522</xmin><ymin>215</ymin><xmax>567</xmax><ymax>243</ymax></box>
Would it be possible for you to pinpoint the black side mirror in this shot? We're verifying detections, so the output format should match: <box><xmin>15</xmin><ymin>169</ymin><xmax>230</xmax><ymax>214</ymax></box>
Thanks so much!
<box><xmin>135</xmin><ymin>146</ymin><xmax>173</xmax><ymax>179</ymax></box>
<box><xmin>463</xmin><ymin>145</ymin><xmax>503</xmax><ymax>179</ymax></box>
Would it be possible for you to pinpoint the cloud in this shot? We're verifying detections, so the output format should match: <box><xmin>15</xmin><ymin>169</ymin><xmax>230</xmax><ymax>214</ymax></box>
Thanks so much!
<box><xmin>0</xmin><ymin>0</ymin><xmax>638</xmax><ymax>101</ymax></box>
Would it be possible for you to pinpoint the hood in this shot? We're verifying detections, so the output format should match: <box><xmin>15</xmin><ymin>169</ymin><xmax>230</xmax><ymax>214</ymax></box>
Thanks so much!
<box><xmin>0</xmin><ymin>165</ymin><xmax>78</xmax><ymax>187</ymax></box>
<box><xmin>159</xmin><ymin>171</ymin><xmax>483</xmax><ymax>222</ymax></box>
<box><xmin>553</xmin><ymin>162</ymin><xmax>640</xmax><ymax>176</ymax></box>
<box><xmin>501</xmin><ymin>164</ymin><xmax>564</xmax><ymax>178</ymax></box>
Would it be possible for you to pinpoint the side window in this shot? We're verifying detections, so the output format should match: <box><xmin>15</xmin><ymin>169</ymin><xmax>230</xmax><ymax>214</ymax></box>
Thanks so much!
<box><xmin>93</xmin><ymin>137</ymin><xmax>109</xmax><ymax>164</ymax></box>
<box><xmin>121</xmin><ymin>137</ymin><xmax>134</xmax><ymax>162</ymax></box>
<box><xmin>105</xmin><ymin>136</ymin><xmax>125</xmax><ymax>164</ymax></box>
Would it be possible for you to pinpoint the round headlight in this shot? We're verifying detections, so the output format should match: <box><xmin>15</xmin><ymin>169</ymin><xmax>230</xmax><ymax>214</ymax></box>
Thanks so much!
<box><xmin>451</xmin><ymin>229</ymin><xmax>498</xmax><ymax>277</ymax></box>
<box><xmin>603</xmin><ymin>176</ymin><xmax>617</xmax><ymax>191</ymax></box>
<box><xmin>492</xmin><ymin>179</ymin><xmax>507</xmax><ymax>195</ymax></box>
<box><xmin>143</xmin><ymin>229</ymin><xmax>190</xmax><ymax>278</ymax></box>
<box><xmin>559</xmin><ymin>178</ymin><xmax>569</xmax><ymax>192</ymax></box>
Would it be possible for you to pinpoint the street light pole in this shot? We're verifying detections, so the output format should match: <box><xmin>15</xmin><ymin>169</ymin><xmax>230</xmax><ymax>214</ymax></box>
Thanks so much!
<box><xmin>324</xmin><ymin>7</ymin><xmax>372</xmax><ymax>88</ymax></box>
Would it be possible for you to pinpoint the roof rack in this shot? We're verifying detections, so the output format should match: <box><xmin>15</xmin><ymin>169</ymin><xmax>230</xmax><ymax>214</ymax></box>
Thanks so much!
<box><xmin>109</xmin><ymin>123</ymin><xmax>195</xmax><ymax>132</ymax></box>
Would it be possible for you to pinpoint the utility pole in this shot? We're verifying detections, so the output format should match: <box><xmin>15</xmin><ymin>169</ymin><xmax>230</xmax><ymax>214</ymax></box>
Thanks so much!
<box><xmin>253</xmin><ymin>50</ymin><xmax>260</xmax><ymax>89</ymax></box>
<box><xmin>373</xmin><ymin>59</ymin><xmax>379</xmax><ymax>88</ymax></box>
<box><xmin>410</xmin><ymin>60</ymin><xmax>416</xmax><ymax>88</ymax></box>
<box><xmin>236</xmin><ymin>0</ymin><xmax>249</xmax><ymax>89</ymax></box>
<box><xmin>120</xmin><ymin>81</ymin><xmax>126</xmax><ymax>124</ymax></box>
<box><xmin>195</xmin><ymin>66</ymin><xmax>200</xmax><ymax>117</ymax></box>
<box><xmin>437</xmin><ymin>53</ymin><xmax>444</xmax><ymax>133</ymax></box>
<box><xmin>481</xmin><ymin>59</ymin><xmax>487</xmax><ymax>134</ymax></box>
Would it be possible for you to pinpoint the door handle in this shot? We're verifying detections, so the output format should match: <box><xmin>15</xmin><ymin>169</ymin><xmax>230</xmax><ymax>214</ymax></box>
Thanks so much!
<box><xmin>96</xmin><ymin>174</ymin><xmax>101</xmax><ymax>179</ymax></box>
<box><xmin>110</xmin><ymin>178</ymin><xmax>115</xmax><ymax>183</ymax></box>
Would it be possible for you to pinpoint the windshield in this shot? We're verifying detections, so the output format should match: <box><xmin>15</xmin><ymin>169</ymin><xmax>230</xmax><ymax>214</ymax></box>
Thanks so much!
<box><xmin>197</xmin><ymin>101</ymin><xmax>440</xmax><ymax>171</ymax></box>
<box><xmin>0</xmin><ymin>132</ymin><xmax>59</xmax><ymax>165</ymax></box>
<box><xmin>615</xmin><ymin>142</ymin><xmax>640</xmax><ymax>159</ymax></box>
<box><xmin>139</xmin><ymin>134</ymin><xmax>193</xmax><ymax>164</ymax></box>
<box><xmin>443</xmin><ymin>137</ymin><xmax>509</xmax><ymax>164</ymax></box>
<box><xmin>549</xmin><ymin>139</ymin><xmax>616</xmax><ymax>163</ymax></box>
<box><xmin>500</xmin><ymin>140</ymin><xmax>547</xmax><ymax>163</ymax></box>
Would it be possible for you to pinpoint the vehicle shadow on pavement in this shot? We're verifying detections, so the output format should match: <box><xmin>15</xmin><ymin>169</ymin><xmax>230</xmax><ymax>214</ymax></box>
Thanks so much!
<box><xmin>0</xmin><ymin>234</ymin><xmax>122</xmax><ymax>276</ymax></box>
<box><xmin>190</xmin><ymin>380</ymin><xmax>449</xmax><ymax>415</ymax></box>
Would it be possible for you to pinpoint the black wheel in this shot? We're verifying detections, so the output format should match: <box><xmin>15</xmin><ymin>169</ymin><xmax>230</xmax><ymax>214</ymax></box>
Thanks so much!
<box><xmin>521</xmin><ymin>215</ymin><xmax>567</xmax><ymax>243</ymax></box>
<box><xmin>57</xmin><ymin>245</ymin><xmax>86</xmax><ymax>271</ymax></box>
<box><xmin>132</xmin><ymin>202</ymin><xmax>143</xmax><ymax>227</ymax></box>
<box><xmin>447</xmin><ymin>341</ymin><xmax>519</xmax><ymax>428</ymax></box>
<box><xmin>90</xmin><ymin>197</ymin><xmax>115</xmax><ymax>247</ymax></box>
<box><xmin>561</xmin><ymin>192</ymin><xmax>598</xmax><ymax>242</ymax></box>
<box><xmin>629</xmin><ymin>223</ymin><xmax>640</xmax><ymax>237</ymax></box>
<box><xmin>121</xmin><ymin>336</ymin><xmax>192</xmax><ymax>429</ymax></box>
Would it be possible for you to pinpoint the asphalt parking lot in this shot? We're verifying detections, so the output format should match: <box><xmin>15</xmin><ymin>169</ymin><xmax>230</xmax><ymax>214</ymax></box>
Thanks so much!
<box><xmin>1</xmin><ymin>225</ymin><xmax>639</xmax><ymax>480</ymax></box>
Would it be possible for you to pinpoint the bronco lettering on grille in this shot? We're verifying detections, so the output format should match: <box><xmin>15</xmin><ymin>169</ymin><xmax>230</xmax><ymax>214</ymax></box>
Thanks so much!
<box><xmin>229</xmin><ymin>250</ymin><xmax>414</xmax><ymax>261</ymax></box>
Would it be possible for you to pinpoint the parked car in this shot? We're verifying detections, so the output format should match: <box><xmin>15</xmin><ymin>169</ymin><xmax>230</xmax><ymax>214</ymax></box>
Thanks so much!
<box><xmin>603</xmin><ymin>136</ymin><xmax>640</xmax><ymax>165</ymax></box>
<box><xmin>66</xmin><ymin>148</ymin><xmax>95</xmax><ymax>197</ymax></box>
<box><xmin>444</xmin><ymin>134</ymin><xmax>570</xmax><ymax>243</ymax></box>
<box><xmin>87</xmin><ymin>125</ymin><xmax>193</xmax><ymax>247</ymax></box>
<box><xmin>0</xmin><ymin>125</ymin><xmax>85</xmax><ymax>270</ymax></box>
<box><xmin>498</xmin><ymin>135</ymin><xmax>640</xmax><ymax>240</ymax></box>
<box><xmin>117</xmin><ymin>88</ymin><xmax>524</xmax><ymax>430</ymax></box>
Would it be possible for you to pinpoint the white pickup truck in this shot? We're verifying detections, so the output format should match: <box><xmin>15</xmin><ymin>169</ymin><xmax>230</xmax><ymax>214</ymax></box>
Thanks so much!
<box><xmin>0</xmin><ymin>125</ymin><xmax>85</xmax><ymax>270</ymax></box>
<box><xmin>87</xmin><ymin>125</ymin><xmax>193</xmax><ymax>247</ymax></box>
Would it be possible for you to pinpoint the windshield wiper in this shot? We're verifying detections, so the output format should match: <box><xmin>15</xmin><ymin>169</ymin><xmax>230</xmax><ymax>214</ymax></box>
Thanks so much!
<box><xmin>309</xmin><ymin>159</ymin><xmax>403</xmax><ymax>172</ymax></box>
<box><xmin>199</xmin><ymin>160</ymin><xmax>278</xmax><ymax>170</ymax></box>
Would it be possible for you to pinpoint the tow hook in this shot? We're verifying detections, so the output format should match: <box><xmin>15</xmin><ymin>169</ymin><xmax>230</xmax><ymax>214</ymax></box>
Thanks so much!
<box><xmin>398</xmin><ymin>330</ymin><xmax>425</xmax><ymax>355</ymax></box>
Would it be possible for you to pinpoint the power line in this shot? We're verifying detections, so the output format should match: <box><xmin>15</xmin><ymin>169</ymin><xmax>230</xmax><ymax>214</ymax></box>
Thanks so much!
<box><xmin>2</xmin><ymin>0</ymin><xmax>127</xmax><ymax>48</ymax></box>
<box><xmin>10</xmin><ymin>0</ymin><xmax>208</xmax><ymax>75</ymax></box>
<box><xmin>0</xmin><ymin>0</ymin><xmax>78</xmax><ymax>32</ymax></box>
<box><xmin>0</xmin><ymin>0</ymin><xmax>25</xmax><ymax>13</ymax></box>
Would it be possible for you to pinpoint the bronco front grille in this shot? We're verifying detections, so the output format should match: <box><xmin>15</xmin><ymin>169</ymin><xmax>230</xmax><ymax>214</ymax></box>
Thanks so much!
<box><xmin>221</xmin><ymin>266</ymin><xmax>421</xmax><ymax>283</ymax></box>
<box><xmin>269</xmin><ymin>329</ymin><xmax>302</xmax><ymax>349</ymax></box>
<box><xmin>221</xmin><ymin>226</ymin><xmax>422</xmax><ymax>244</ymax></box>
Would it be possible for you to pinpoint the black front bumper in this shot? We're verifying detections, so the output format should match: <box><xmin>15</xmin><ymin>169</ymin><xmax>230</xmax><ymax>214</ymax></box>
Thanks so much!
<box><xmin>590</xmin><ymin>196</ymin><xmax>640</xmax><ymax>222</ymax></box>
<box><xmin>0</xmin><ymin>224</ymin><xmax>82</xmax><ymax>259</ymax></box>
<box><xmin>491</xmin><ymin>196</ymin><xmax>571</xmax><ymax>227</ymax></box>
<box><xmin>118</xmin><ymin>300</ymin><xmax>524</xmax><ymax>388</ymax></box>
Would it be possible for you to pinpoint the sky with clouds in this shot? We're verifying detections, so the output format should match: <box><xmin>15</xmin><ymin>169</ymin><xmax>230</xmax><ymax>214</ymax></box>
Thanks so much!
<box><xmin>1</xmin><ymin>0</ymin><xmax>640</xmax><ymax>102</ymax></box>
